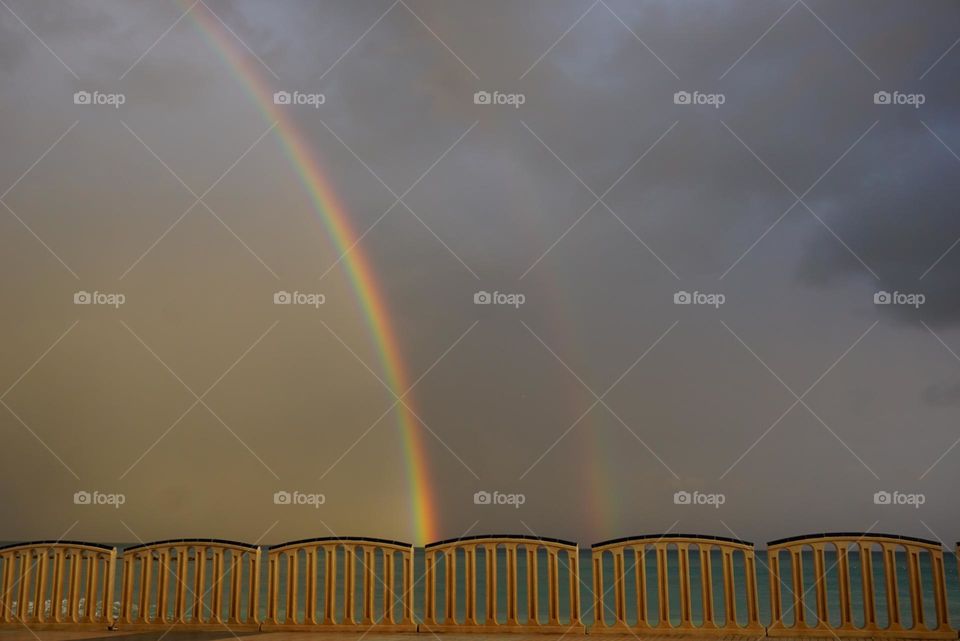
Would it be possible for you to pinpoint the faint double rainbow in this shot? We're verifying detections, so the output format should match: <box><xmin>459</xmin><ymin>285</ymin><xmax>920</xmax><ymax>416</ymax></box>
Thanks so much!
<box><xmin>181</xmin><ymin>2</ymin><xmax>438</xmax><ymax>543</ymax></box>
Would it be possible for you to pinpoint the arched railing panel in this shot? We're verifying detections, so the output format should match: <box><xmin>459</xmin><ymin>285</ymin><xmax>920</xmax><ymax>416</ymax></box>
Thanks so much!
<box><xmin>591</xmin><ymin>534</ymin><xmax>762</xmax><ymax>635</ymax></box>
<box><xmin>0</xmin><ymin>541</ymin><xmax>116</xmax><ymax>627</ymax></box>
<box><xmin>262</xmin><ymin>537</ymin><xmax>415</xmax><ymax>631</ymax></box>
<box><xmin>421</xmin><ymin>535</ymin><xmax>583</xmax><ymax>632</ymax></box>
<box><xmin>117</xmin><ymin>539</ymin><xmax>259</xmax><ymax>629</ymax></box>
<box><xmin>767</xmin><ymin>533</ymin><xmax>953</xmax><ymax>638</ymax></box>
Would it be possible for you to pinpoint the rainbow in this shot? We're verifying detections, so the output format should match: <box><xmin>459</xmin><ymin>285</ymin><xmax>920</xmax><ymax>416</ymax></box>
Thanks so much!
<box><xmin>181</xmin><ymin>1</ymin><xmax>438</xmax><ymax>543</ymax></box>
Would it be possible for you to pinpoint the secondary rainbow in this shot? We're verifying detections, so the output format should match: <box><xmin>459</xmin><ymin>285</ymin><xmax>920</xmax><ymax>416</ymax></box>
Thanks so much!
<box><xmin>181</xmin><ymin>1</ymin><xmax>439</xmax><ymax>543</ymax></box>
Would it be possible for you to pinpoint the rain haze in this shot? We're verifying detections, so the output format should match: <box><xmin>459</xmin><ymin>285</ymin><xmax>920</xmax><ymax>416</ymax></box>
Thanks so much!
<box><xmin>1</xmin><ymin>0</ymin><xmax>959</xmax><ymax>550</ymax></box>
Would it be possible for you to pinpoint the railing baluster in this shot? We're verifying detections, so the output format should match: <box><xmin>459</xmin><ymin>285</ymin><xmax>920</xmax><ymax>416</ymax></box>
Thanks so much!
<box><xmin>465</xmin><ymin>545</ymin><xmax>476</xmax><ymax>625</ymax></box>
<box><xmin>592</xmin><ymin>550</ymin><xmax>604</xmax><ymax>628</ymax></box>
<box><xmin>906</xmin><ymin>547</ymin><xmax>924</xmax><ymax>629</ymax></box>
<box><xmin>569</xmin><ymin>547</ymin><xmax>581</xmax><ymax>626</ymax></box>
<box><xmin>700</xmin><ymin>546</ymin><xmax>714</xmax><ymax>628</ymax></box>
<box><xmin>193</xmin><ymin>546</ymin><xmax>206</xmax><ymax>623</ymax></box>
<box><xmin>634</xmin><ymin>545</ymin><xmax>648</xmax><ymax>628</ymax></box>
<box><xmin>813</xmin><ymin>544</ymin><xmax>829</xmax><ymax>626</ymax></box>
<box><xmin>678</xmin><ymin>543</ymin><xmax>692</xmax><ymax>627</ymax></box>
<box><xmin>486</xmin><ymin>544</ymin><xmax>497</xmax><ymax>625</ymax></box>
<box><xmin>837</xmin><ymin>544</ymin><xmax>852</xmax><ymax>629</ymax></box>
<box><xmin>883</xmin><ymin>543</ymin><xmax>901</xmax><ymax>629</ymax></box>
<box><xmin>656</xmin><ymin>544</ymin><xmax>669</xmax><ymax>626</ymax></box>
<box><xmin>362</xmin><ymin>547</ymin><xmax>374</xmax><ymax>625</ymax></box>
<box><xmin>304</xmin><ymin>546</ymin><xmax>317</xmax><ymax>625</ymax></box>
<box><xmin>324</xmin><ymin>545</ymin><xmax>336</xmax><ymax>624</ymax></box>
<box><xmin>548</xmin><ymin>548</ymin><xmax>560</xmax><ymax>625</ymax></box>
<box><xmin>860</xmin><ymin>542</ymin><xmax>876</xmax><ymax>629</ymax></box>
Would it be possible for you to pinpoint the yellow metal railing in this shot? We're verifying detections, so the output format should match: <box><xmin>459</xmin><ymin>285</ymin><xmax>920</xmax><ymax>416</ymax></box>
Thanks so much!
<box><xmin>0</xmin><ymin>541</ymin><xmax>115</xmax><ymax>626</ymax></box>
<box><xmin>767</xmin><ymin>533</ymin><xmax>953</xmax><ymax>638</ymax></box>
<box><xmin>118</xmin><ymin>538</ymin><xmax>260</xmax><ymax>628</ymax></box>
<box><xmin>421</xmin><ymin>535</ymin><xmax>582</xmax><ymax>632</ymax></box>
<box><xmin>263</xmin><ymin>537</ymin><xmax>415</xmax><ymax>631</ymax></box>
<box><xmin>591</xmin><ymin>534</ymin><xmax>762</xmax><ymax>635</ymax></box>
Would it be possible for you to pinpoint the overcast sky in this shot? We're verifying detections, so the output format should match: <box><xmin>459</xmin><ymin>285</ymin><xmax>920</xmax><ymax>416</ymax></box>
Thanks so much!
<box><xmin>1</xmin><ymin>0</ymin><xmax>959</xmax><ymax>547</ymax></box>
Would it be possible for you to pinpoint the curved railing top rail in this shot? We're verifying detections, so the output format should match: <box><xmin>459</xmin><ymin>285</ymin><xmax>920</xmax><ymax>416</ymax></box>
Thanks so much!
<box><xmin>768</xmin><ymin>532</ymin><xmax>941</xmax><ymax>549</ymax></box>
<box><xmin>593</xmin><ymin>533</ymin><xmax>753</xmax><ymax>551</ymax></box>
<box><xmin>122</xmin><ymin>537</ymin><xmax>258</xmax><ymax>552</ymax></box>
<box><xmin>0</xmin><ymin>540</ymin><xmax>115</xmax><ymax>553</ymax></box>
<box><xmin>269</xmin><ymin>536</ymin><xmax>412</xmax><ymax>552</ymax></box>
<box><xmin>425</xmin><ymin>534</ymin><xmax>577</xmax><ymax>550</ymax></box>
